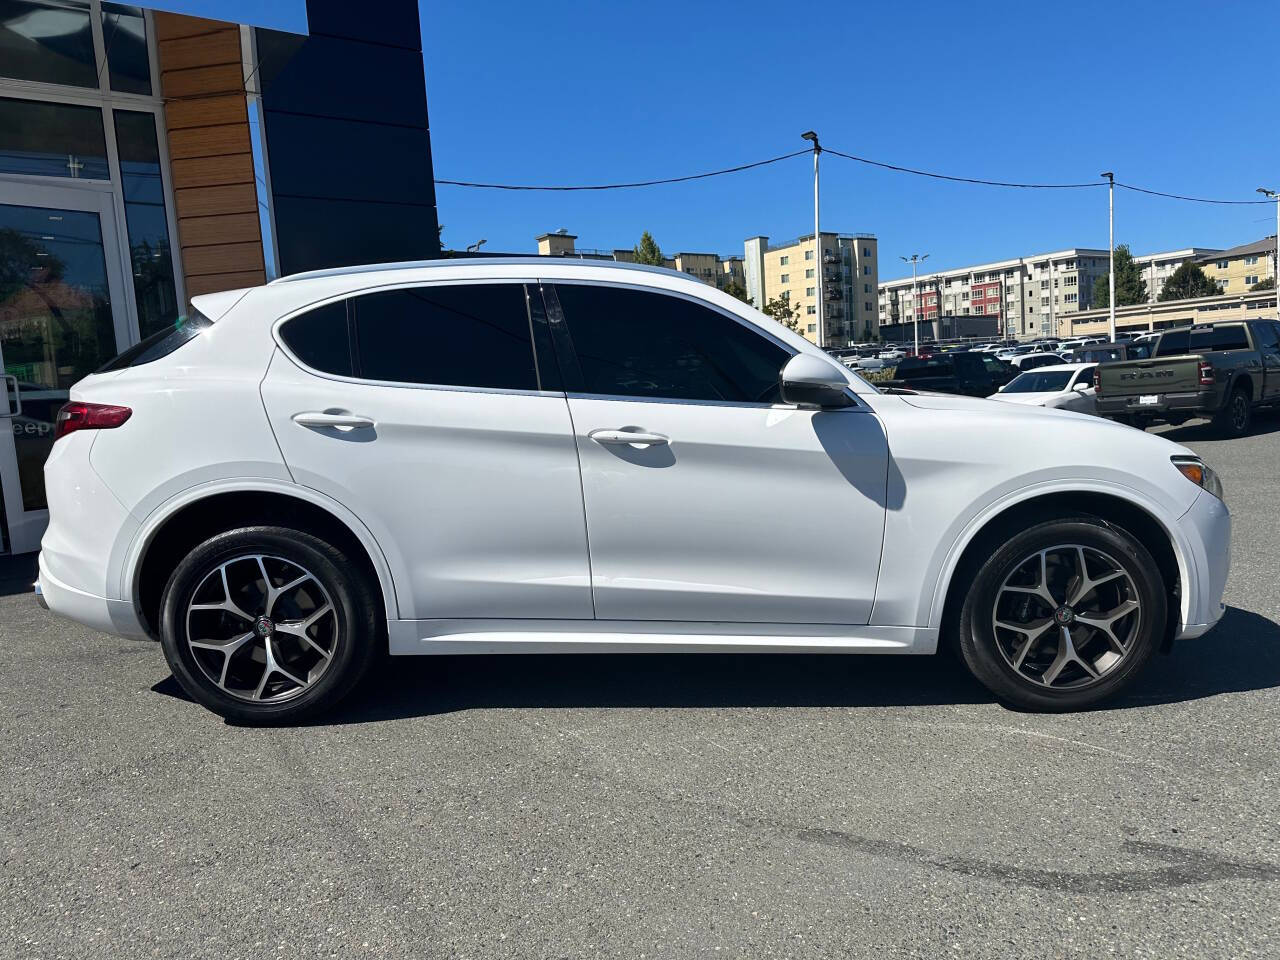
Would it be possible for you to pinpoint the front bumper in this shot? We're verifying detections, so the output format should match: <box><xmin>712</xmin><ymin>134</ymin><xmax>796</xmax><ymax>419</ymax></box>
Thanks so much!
<box><xmin>35</xmin><ymin>551</ymin><xmax>150</xmax><ymax>641</ymax></box>
<box><xmin>1174</xmin><ymin>489</ymin><xmax>1231</xmax><ymax>639</ymax></box>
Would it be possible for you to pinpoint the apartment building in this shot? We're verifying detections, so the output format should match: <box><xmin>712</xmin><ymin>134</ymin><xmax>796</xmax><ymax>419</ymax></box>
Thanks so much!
<box><xmin>1196</xmin><ymin>237</ymin><xmax>1277</xmax><ymax>295</ymax></box>
<box><xmin>878</xmin><ymin>249</ymin><xmax>1114</xmax><ymax>340</ymax></box>
<box><xmin>1132</xmin><ymin>248</ymin><xmax>1222</xmax><ymax>302</ymax></box>
<box><xmin>534</xmin><ymin>232</ymin><xmax>746</xmax><ymax>292</ymax></box>
<box><xmin>743</xmin><ymin>233</ymin><xmax>879</xmax><ymax>344</ymax></box>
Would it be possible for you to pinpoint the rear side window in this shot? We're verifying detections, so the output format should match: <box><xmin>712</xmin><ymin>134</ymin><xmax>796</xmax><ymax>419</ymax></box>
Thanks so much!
<box><xmin>277</xmin><ymin>283</ymin><xmax>539</xmax><ymax>391</ymax></box>
<box><xmin>1155</xmin><ymin>329</ymin><xmax>1189</xmax><ymax>356</ymax></box>
<box><xmin>553</xmin><ymin>284</ymin><xmax>789</xmax><ymax>403</ymax></box>
<box><xmin>95</xmin><ymin>311</ymin><xmax>212</xmax><ymax>372</ymax></box>
<box><xmin>1191</xmin><ymin>324</ymin><xmax>1249</xmax><ymax>352</ymax></box>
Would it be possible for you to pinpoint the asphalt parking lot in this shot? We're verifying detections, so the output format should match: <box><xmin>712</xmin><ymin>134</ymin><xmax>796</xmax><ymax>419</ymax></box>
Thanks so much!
<box><xmin>2</xmin><ymin>416</ymin><xmax>1278</xmax><ymax>960</ymax></box>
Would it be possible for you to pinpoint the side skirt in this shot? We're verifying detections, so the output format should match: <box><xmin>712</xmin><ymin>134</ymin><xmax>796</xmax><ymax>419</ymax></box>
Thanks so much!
<box><xmin>387</xmin><ymin>619</ymin><xmax>938</xmax><ymax>656</ymax></box>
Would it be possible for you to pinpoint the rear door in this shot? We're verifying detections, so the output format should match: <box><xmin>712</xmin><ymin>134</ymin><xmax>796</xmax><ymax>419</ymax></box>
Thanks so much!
<box><xmin>1251</xmin><ymin>321</ymin><xmax>1280</xmax><ymax>401</ymax></box>
<box><xmin>260</xmin><ymin>281</ymin><xmax>592</xmax><ymax>622</ymax></box>
<box><xmin>546</xmin><ymin>282</ymin><xmax>889</xmax><ymax>625</ymax></box>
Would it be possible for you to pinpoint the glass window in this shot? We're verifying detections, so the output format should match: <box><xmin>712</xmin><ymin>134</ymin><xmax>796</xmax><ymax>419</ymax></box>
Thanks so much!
<box><xmin>554</xmin><ymin>284</ymin><xmax>790</xmax><ymax>403</ymax></box>
<box><xmin>278</xmin><ymin>301</ymin><xmax>352</xmax><ymax>376</ymax></box>
<box><xmin>1191</xmin><ymin>324</ymin><xmax>1249</xmax><ymax>352</ymax></box>
<box><xmin>0</xmin><ymin>96</ymin><xmax>108</xmax><ymax>178</ymax></box>
<box><xmin>1074</xmin><ymin>367</ymin><xmax>1096</xmax><ymax>388</ymax></box>
<box><xmin>97</xmin><ymin>311</ymin><xmax>211</xmax><ymax>372</ymax></box>
<box><xmin>113</xmin><ymin>110</ymin><xmax>177</xmax><ymax>338</ymax></box>
<box><xmin>1005</xmin><ymin>370</ymin><xmax>1073</xmax><ymax>392</ymax></box>
<box><xmin>101</xmin><ymin>3</ymin><xmax>150</xmax><ymax>95</ymax></box>
<box><xmin>1155</xmin><ymin>329</ymin><xmax>1189</xmax><ymax>356</ymax></box>
<box><xmin>355</xmin><ymin>284</ymin><xmax>537</xmax><ymax>390</ymax></box>
<box><xmin>0</xmin><ymin>0</ymin><xmax>96</xmax><ymax>87</ymax></box>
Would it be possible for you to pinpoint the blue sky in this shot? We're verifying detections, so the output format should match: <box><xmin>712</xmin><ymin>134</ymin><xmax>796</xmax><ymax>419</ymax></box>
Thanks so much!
<box><xmin>156</xmin><ymin>1</ymin><xmax>1278</xmax><ymax>282</ymax></box>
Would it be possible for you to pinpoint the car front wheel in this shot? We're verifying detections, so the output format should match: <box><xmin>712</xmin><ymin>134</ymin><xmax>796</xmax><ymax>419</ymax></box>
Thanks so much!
<box><xmin>159</xmin><ymin>526</ymin><xmax>380</xmax><ymax>724</ymax></box>
<box><xmin>957</xmin><ymin>517</ymin><xmax>1166</xmax><ymax>712</ymax></box>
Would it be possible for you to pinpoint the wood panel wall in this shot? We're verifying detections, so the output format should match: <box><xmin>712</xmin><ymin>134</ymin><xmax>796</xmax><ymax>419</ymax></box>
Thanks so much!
<box><xmin>154</xmin><ymin>13</ymin><xmax>266</xmax><ymax>300</ymax></box>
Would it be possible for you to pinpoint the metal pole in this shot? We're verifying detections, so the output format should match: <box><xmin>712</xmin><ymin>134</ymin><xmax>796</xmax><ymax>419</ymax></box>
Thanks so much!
<box><xmin>802</xmin><ymin>131</ymin><xmax>822</xmax><ymax>348</ymax></box>
<box><xmin>1102</xmin><ymin>171</ymin><xmax>1116</xmax><ymax>340</ymax></box>
<box><xmin>912</xmin><ymin>258</ymin><xmax>919</xmax><ymax>354</ymax></box>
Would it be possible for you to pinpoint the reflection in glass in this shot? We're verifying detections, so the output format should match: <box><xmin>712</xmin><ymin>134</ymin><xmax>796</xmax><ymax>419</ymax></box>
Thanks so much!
<box><xmin>0</xmin><ymin>204</ymin><xmax>118</xmax><ymax>510</ymax></box>
<box><xmin>0</xmin><ymin>0</ymin><xmax>96</xmax><ymax>87</ymax></box>
<box><xmin>114</xmin><ymin>110</ymin><xmax>177</xmax><ymax>337</ymax></box>
<box><xmin>0</xmin><ymin>96</ymin><xmax>109</xmax><ymax>179</ymax></box>
<box><xmin>101</xmin><ymin>2</ymin><xmax>150</xmax><ymax>95</ymax></box>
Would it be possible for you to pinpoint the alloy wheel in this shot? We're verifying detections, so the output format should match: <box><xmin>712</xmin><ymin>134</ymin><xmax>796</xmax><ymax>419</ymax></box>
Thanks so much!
<box><xmin>991</xmin><ymin>544</ymin><xmax>1141</xmax><ymax>689</ymax></box>
<box><xmin>184</xmin><ymin>554</ymin><xmax>339</xmax><ymax>703</ymax></box>
<box><xmin>1232</xmin><ymin>394</ymin><xmax>1248</xmax><ymax>432</ymax></box>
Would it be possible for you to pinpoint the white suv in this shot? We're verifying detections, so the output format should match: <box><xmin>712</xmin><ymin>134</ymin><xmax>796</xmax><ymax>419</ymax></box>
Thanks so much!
<box><xmin>36</xmin><ymin>259</ymin><xmax>1231</xmax><ymax>722</ymax></box>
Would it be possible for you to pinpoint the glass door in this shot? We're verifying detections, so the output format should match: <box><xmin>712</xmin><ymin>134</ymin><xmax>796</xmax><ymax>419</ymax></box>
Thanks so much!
<box><xmin>0</xmin><ymin>181</ymin><xmax>131</xmax><ymax>553</ymax></box>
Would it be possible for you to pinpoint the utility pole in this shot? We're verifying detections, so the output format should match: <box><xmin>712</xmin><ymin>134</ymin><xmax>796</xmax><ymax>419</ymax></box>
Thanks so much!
<box><xmin>1101</xmin><ymin>171</ymin><xmax>1116</xmax><ymax>340</ymax></box>
<box><xmin>802</xmin><ymin>131</ymin><xmax>822</xmax><ymax>348</ymax></box>
<box><xmin>900</xmin><ymin>254</ymin><xmax>928</xmax><ymax>354</ymax></box>
<box><xmin>1259</xmin><ymin>188</ymin><xmax>1278</xmax><ymax>290</ymax></box>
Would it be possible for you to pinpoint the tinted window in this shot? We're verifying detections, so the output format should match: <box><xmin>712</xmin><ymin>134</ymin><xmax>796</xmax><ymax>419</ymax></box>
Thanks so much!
<box><xmin>101</xmin><ymin>3</ymin><xmax>151</xmax><ymax>94</ymax></box>
<box><xmin>895</xmin><ymin>357</ymin><xmax>953</xmax><ymax>379</ymax></box>
<box><xmin>355</xmin><ymin>284</ymin><xmax>537</xmax><ymax>390</ymax></box>
<box><xmin>1022</xmin><ymin>355</ymin><xmax>1063</xmax><ymax>370</ymax></box>
<box><xmin>1155</xmin><ymin>329</ymin><xmax>1189</xmax><ymax>356</ymax></box>
<box><xmin>97</xmin><ymin>312</ymin><xmax>212</xmax><ymax>372</ymax></box>
<box><xmin>1254</xmin><ymin>322</ymin><xmax>1280</xmax><ymax>349</ymax></box>
<box><xmin>114</xmin><ymin>110</ymin><xmax>178</xmax><ymax>338</ymax></box>
<box><xmin>279</xmin><ymin>301</ymin><xmax>352</xmax><ymax>377</ymax></box>
<box><xmin>1075</xmin><ymin>367</ymin><xmax>1096</xmax><ymax>388</ymax></box>
<box><xmin>980</xmin><ymin>355</ymin><xmax>1008</xmax><ymax>374</ymax></box>
<box><xmin>554</xmin><ymin>284</ymin><xmax>789</xmax><ymax>402</ymax></box>
<box><xmin>0</xmin><ymin>0</ymin><xmax>96</xmax><ymax>87</ymax></box>
<box><xmin>0</xmin><ymin>96</ymin><xmax>108</xmax><ymax>179</ymax></box>
<box><xmin>1192</xmin><ymin>324</ymin><xmax>1249</xmax><ymax>351</ymax></box>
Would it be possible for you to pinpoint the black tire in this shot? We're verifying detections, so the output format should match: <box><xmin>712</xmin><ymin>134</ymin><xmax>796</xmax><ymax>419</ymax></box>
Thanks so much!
<box><xmin>159</xmin><ymin>526</ymin><xmax>380</xmax><ymax>724</ymax></box>
<box><xmin>1213</xmin><ymin>384</ymin><xmax>1251</xmax><ymax>438</ymax></box>
<box><xmin>956</xmin><ymin>516</ymin><xmax>1166</xmax><ymax>712</ymax></box>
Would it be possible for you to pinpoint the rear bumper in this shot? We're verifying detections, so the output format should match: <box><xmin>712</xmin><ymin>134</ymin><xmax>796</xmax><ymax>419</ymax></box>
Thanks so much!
<box><xmin>36</xmin><ymin>551</ymin><xmax>150</xmax><ymax>640</ymax></box>
<box><xmin>1096</xmin><ymin>390</ymin><xmax>1212</xmax><ymax>417</ymax></box>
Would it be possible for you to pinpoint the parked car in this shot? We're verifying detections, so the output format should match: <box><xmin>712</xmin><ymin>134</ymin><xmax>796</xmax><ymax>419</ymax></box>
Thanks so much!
<box><xmin>991</xmin><ymin>363</ymin><xmax>1098</xmax><ymax>415</ymax></box>
<box><xmin>1096</xmin><ymin>319</ymin><xmax>1280</xmax><ymax>436</ymax></box>
<box><xmin>881</xmin><ymin>351</ymin><xmax>1017</xmax><ymax>396</ymax></box>
<box><xmin>1009</xmin><ymin>352</ymin><xmax>1067</xmax><ymax>371</ymax></box>
<box><xmin>36</xmin><ymin>258</ymin><xmax>1230</xmax><ymax>721</ymax></box>
<box><xmin>850</xmin><ymin>356</ymin><xmax>887</xmax><ymax>371</ymax></box>
<box><xmin>1072</xmin><ymin>341</ymin><xmax>1152</xmax><ymax>364</ymax></box>
<box><xmin>878</xmin><ymin>347</ymin><xmax>908</xmax><ymax>360</ymax></box>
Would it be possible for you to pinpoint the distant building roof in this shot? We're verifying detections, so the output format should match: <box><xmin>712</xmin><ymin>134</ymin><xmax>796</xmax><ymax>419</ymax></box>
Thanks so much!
<box><xmin>1195</xmin><ymin>236</ymin><xmax>1277</xmax><ymax>262</ymax></box>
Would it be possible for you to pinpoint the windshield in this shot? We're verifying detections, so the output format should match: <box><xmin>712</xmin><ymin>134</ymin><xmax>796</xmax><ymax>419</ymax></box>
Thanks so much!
<box><xmin>1003</xmin><ymin>370</ymin><xmax>1074</xmax><ymax>393</ymax></box>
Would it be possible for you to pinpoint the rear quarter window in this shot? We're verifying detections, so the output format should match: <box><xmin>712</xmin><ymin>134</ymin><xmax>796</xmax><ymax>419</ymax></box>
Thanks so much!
<box><xmin>95</xmin><ymin>311</ymin><xmax>212</xmax><ymax>372</ymax></box>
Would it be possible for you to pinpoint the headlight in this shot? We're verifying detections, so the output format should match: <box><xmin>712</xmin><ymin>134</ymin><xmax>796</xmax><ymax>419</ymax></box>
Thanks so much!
<box><xmin>1172</xmin><ymin>456</ymin><xmax>1224</xmax><ymax>501</ymax></box>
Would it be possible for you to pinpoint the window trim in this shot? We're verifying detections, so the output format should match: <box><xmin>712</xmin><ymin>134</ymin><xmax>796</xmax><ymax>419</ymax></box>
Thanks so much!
<box><xmin>270</xmin><ymin>278</ymin><xmax>564</xmax><ymax>398</ymax></box>
<box><xmin>543</xmin><ymin>278</ymin><xmax>808</xmax><ymax>409</ymax></box>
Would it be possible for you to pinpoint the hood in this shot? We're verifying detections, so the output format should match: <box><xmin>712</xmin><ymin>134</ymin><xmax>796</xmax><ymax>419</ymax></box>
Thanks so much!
<box><xmin>991</xmin><ymin>392</ymin><xmax>1061</xmax><ymax>406</ymax></box>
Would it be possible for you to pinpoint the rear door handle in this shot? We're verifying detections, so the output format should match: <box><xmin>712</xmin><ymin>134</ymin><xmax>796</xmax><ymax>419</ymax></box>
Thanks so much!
<box><xmin>588</xmin><ymin>429</ymin><xmax>668</xmax><ymax>447</ymax></box>
<box><xmin>292</xmin><ymin>411</ymin><xmax>376</xmax><ymax>430</ymax></box>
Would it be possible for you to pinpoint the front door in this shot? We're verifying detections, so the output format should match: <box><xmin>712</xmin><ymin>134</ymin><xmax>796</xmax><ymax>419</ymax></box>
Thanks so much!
<box><xmin>0</xmin><ymin>184</ymin><xmax>132</xmax><ymax>553</ymax></box>
<box><xmin>547</xmin><ymin>282</ymin><xmax>889</xmax><ymax>625</ymax></box>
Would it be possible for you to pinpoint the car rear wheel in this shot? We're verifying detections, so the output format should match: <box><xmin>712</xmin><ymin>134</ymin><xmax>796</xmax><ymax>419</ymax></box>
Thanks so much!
<box><xmin>957</xmin><ymin>517</ymin><xmax>1166</xmax><ymax>712</ymax></box>
<box><xmin>159</xmin><ymin>526</ymin><xmax>380</xmax><ymax>724</ymax></box>
<box><xmin>1213</xmin><ymin>385</ymin><xmax>1251</xmax><ymax>438</ymax></box>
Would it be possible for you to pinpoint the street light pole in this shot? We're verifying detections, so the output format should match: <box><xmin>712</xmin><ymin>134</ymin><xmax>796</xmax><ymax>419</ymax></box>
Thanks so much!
<box><xmin>1101</xmin><ymin>171</ymin><xmax>1116</xmax><ymax>341</ymax></box>
<box><xmin>802</xmin><ymin>131</ymin><xmax>822</xmax><ymax>348</ymax></box>
<box><xmin>1259</xmin><ymin>188</ymin><xmax>1278</xmax><ymax>290</ymax></box>
<box><xmin>900</xmin><ymin>253</ymin><xmax>928</xmax><ymax>354</ymax></box>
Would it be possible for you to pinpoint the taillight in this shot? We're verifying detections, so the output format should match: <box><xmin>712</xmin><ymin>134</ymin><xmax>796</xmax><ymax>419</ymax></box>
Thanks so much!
<box><xmin>53</xmin><ymin>402</ymin><xmax>132</xmax><ymax>441</ymax></box>
<box><xmin>1198</xmin><ymin>360</ymin><xmax>1213</xmax><ymax>387</ymax></box>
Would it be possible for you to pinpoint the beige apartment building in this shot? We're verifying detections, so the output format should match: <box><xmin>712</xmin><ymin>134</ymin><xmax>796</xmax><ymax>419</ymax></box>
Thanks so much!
<box><xmin>1132</xmin><ymin>247</ymin><xmax>1222</xmax><ymax>302</ymax></box>
<box><xmin>533</xmin><ymin>232</ymin><xmax>746</xmax><ymax>293</ymax></box>
<box><xmin>743</xmin><ymin>233</ymin><xmax>879</xmax><ymax>345</ymax></box>
<box><xmin>878</xmin><ymin>249</ymin><xmax>1112</xmax><ymax>340</ymax></box>
<box><xmin>1196</xmin><ymin>237</ymin><xmax>1277</xmax><ymax>296</ymax></box>
<box><xmin>1064</xmin><ymin>288</ymin><xmax>1277</xmax><ymax>337</ymax></box>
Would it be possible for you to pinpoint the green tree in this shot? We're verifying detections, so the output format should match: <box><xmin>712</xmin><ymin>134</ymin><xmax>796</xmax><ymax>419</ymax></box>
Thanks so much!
<box><xmin>760</xmin><ymin>295</ymin><xmax>802</xmax><ymax>333</ymax></box>
<box><xmin>632</xmin><ymin>231</ymin><xmax>665</xmax><ymax>266</ymax></box>
<box><xmin>1251</xmin><ymin>276</ymin><xmax>1276</xmax><ymax>292</ymax></box>
<box><xmin>722</xmin><ymin>280</ymin><xmax>750</xmax><ymax>303</ymax></box>
<box><xmin>1092</xmin><ymin>244</ymin><xmax>1147</xmax><ymax>308</ymax></box>
<box><xmin>1158</xmin><ymin>261</ymin><xmax>1220</xmax><ymax>301</ymax></box>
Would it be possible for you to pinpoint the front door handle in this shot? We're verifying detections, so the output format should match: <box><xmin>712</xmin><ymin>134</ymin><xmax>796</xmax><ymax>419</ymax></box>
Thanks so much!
<box><xmin>292</xmin><ymin>411</ymin><xmax>376</xmax><ymax>430</ymax></box>
<box><xmin>588</xmin><ymin>429</ymin><xmax>668</xmax><ymax>447</ymax></box>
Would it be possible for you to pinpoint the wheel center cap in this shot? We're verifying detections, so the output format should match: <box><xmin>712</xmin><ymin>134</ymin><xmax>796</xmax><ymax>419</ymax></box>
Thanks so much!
<box><xmin>1054</xmin><ymin>606</ymin><xmax>1075</xmax><ymax>626</ymax></box>
<box><xmin>253</xmin><ymin>615</ymin><xmax>275</xmax><ymax>638</ymax></box>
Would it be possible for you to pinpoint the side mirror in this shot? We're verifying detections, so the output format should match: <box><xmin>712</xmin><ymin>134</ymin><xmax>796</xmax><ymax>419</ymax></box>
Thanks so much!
<box><xmin>779</xmin><ymin>354</ymin><xmax>854</xmax><ymax>408</ymax></box>
<box><xmin>1073</xmin><ymin>382</ymin><xmax>1091</xmax><ymax>393</ymax></box>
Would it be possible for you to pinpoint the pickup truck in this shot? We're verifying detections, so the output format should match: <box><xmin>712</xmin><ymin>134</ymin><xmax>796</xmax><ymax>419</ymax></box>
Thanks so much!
<box><xmin>1095</xmin><ymin>319</ymin><xmax>1280</xmax><ymax>436</ymax></box>
<box><xmin>881</xmin><ymin>352</ymin><xmax>1016</xmax><ymax>396</ymax></box>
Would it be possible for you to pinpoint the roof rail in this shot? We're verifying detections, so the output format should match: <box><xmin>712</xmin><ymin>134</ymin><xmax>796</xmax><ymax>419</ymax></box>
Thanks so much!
<box><xmin>269</xmin><ymin>256</ymin><xmax>697</xmax><ymax>285</ymax></box>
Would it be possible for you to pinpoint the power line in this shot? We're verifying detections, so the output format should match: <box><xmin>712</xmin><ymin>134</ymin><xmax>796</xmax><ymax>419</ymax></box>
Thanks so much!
<box><xmin>434</xmin><ymin>149</ymin><xmax>810</xmax><ymax>191</ymax></box>
<box><xmin>1114</xmin><ymin>182</ymin><xmax>1274</xmax><ymax>205</ymax></box>
<box><xmin>823</xmin><ymin>148</ymin><xmax>1102</xmax><ymax>189</ymax></box>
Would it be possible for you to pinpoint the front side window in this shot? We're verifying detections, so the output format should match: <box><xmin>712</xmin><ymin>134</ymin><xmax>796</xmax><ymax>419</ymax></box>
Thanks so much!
<box><xmin>554</xmin><ymin>284</ymin><xmax>790</xmax><ymax>403</ymax></box>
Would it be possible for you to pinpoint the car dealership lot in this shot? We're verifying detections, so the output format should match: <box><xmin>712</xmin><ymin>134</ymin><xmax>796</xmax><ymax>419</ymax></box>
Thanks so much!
<box><xmin>2</xmin><ymin>417</ymin><xmax>1277</xmax><ymax>960</ymax></box>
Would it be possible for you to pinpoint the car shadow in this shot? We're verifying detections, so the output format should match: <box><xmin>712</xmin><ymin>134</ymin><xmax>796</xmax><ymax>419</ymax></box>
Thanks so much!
<box><xmin>1151</xmin><ymin>408</ymin><xmax>1280</xmax><ymax>443</ymax></box>
<box><xmin>149</xmin><ymin>607</ymin><xmax>1279</xmax><ymax>724</ymax></box>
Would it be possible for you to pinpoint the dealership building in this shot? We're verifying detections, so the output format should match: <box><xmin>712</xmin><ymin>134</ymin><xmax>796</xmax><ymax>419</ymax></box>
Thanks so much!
<box><xmin>0</xmin><ymin>0</ymin><xmax>439</xmax><ymax>552</ymax></box>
